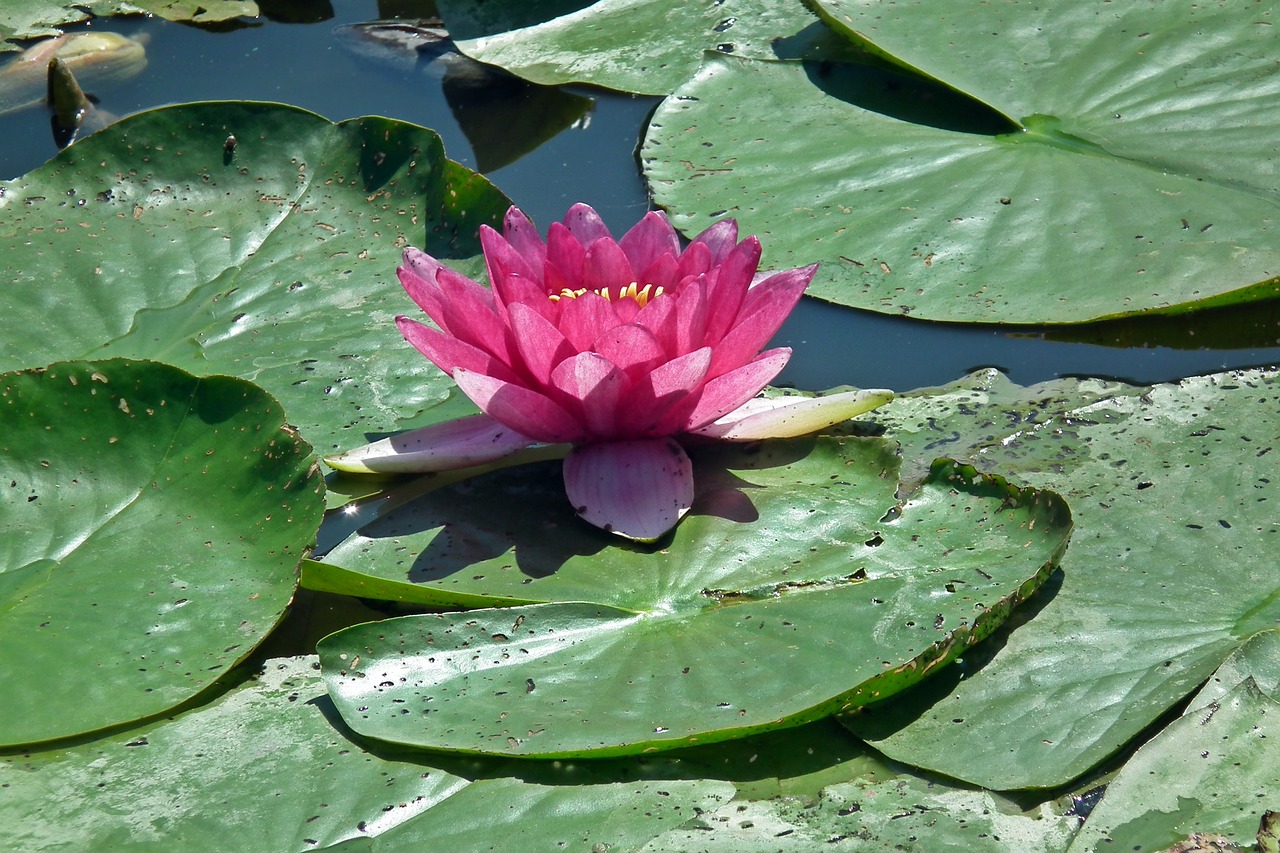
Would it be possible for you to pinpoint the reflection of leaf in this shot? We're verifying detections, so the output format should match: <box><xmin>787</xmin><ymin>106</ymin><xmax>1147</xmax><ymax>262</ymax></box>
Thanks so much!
<box><xmin>844</xmin><ymin>367</ymin><xmax>1280</xmax><ymax>789</ymax></box>
<box><xmin>645</xmin><ymin>0</ymin><xmax>1280</xmax><ymax>324</ymax></box>
<box><xmin>317</xmin><ymin>457</ymin><xmax>1070</xmax><ymax>758</ymax></box>
<box><xmin>0</xmin><ymin>100</ymin><xmax>511</xmax><ymax>453</ymax></box>
<box><xmin>441</xmin><ymin>58</ymin><xmax>593</xmax><ymax>173</ymax></box>
<box><xmin>0</xmin><ymin>360</ymin><xmax>323</xmax><ymax>747</ymax></box>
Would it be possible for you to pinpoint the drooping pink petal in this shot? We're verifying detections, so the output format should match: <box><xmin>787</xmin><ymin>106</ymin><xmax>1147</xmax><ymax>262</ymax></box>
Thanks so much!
<box><xmin>396</xmin><ymin>262</ymin><xmax>453</xmax><ymax>333</ymax></box>
<box><xmin>508</xmin><ymin>302</ymin><xmax>575</xmax><ymax>385</ymax></box>
<box><xmin>431</xmin><ymin>267</ymin><xmax>516</xmax><ymax>367</ymax></box>
<box><xmin>501</xmin><ymin>206</ymin><xmax>547</xmax><ymax>273</ymax></box>
<box><xmin>591</xmin><ymin>323</ymin><xmax>666</xmax><ymax>374</ymax></box>
<box><xmin>323</xmin><ymin>413</ymin><xmax>541</xmax><ymax>474</ymax></box>
<box><xmin>550</xmin><ymin>352</ymin><xmax>627</xmax><ymax>437</ymax></box>
<box><xmin>682</xmin><ymin>348</ymin><xmax>791</xmax><ymax>431</ymax></box>
<box><xmin>705</xmin><ymin>266</ymin><xmax>813</xmax><ymax>379</ymax></box>
<box><xmin>690</xmin><ymin>218</ymin><xmax>739</xmax><ymax>263</ymax></box>
<box><xmin>582</xmin><ymin>236</ymin><xmax>635</xmax><ymax>295</ymax></box>
<box><xmin>562</xmin><ymin>202</ymin><xmax>612</xmax><ymax>248</ymax></box>
<box><xmin>453</xmin><ymin>368</ymin><xmax>586</xmax><ymax>444</ymax></box>
<box><xmin>563</xmin><ymin>438</ymin><xmax>694</xmax><ymax>541</ymax></box>
<box><xmin>396</xmin><ymin>317</ymin><xmax>521</xmax><ymax>383</ymax></box>
<box><xmin>619</xmin><ymin>211</ymin><xmax>680</xmax><ymax>274</ymax></box>
<box><xmin>690</xmin><ymin>389</ymin><xmax>895</xmax><ymax>440</ymax></box>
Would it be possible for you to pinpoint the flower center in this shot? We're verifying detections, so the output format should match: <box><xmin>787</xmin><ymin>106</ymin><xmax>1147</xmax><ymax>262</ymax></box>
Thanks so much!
<box><xmin>548</xmin><ymin>281</ymin><xmax>665</xmax><ymax>308</ymax></box>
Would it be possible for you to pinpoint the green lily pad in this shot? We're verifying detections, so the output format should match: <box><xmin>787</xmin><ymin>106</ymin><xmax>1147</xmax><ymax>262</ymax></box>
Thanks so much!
<box><xmin>436</xmin><ymin>0</ymin><xmax>821</xmax><ymax>95</ymax></box>
<box><xmin>317</xmin><ymin>453</ymin><xmax>1069</xmax><ymax>757</ymax></box>
<box><xmin>1067</xmin><ymin>634</ymin><xmax>1280</xmax><ymax>852</ymax></box>
<box><xmin>643</xmin><ymin>0</ymin><xmax>1280</xmax><ymax>324</ymax></box>
<box><xmin>0</xmin><ymin>0</ymin><xmax>256</xmax><ymax>49</ymax></box>
<box><xmin>842</xmin><ymin>367</ymin><xmax>1280</xmax><ymax>789</ymax></box>
<box><xmin>0</xmin><ymin>100</ymin><xmax>511</xmax><ymax>453</ymax></box>
<box><xmin>0</xmin><ymin>359</ymin><xmax>323</xmax><ymax>746</ymax></box>
<box><xmin>643</xmin><ymin>774</ymin><xmax>1078</xmax><ymax>852</ymax></box>
<box><xmin>0</xmin><ymin>655</ymin><xmax>733</xmax><ymax>851</ymax></box>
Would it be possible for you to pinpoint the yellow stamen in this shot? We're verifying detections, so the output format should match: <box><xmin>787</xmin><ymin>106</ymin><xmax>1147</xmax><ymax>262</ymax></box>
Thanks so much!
<box><xmin>548</xmin><ymin>282</ymin><xmax>665</xmax><ymax>307</ymax></box>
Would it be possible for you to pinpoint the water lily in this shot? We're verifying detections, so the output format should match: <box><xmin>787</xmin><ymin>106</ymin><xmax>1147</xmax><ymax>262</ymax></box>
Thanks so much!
<box><xmin>326</xmin><ymin>204</ymin><xmax>892</xmax><ymax>541</ymax></box>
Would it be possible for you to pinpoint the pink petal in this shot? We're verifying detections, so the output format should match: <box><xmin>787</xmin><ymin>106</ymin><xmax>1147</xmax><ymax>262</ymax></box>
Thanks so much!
<box><xmin>682</xmin><ymin>348</ymin><xmax>791</xmax><ymax>431</ymax></box>
<box><xmin>691</xmin><ymin>389</ymin><xmax>895</xmax><ymax>440</ymax></box>
<box><xmin>432</xmin><ymin>267</ymin><xmax>516</xmax><ymax>367</ymax></box>
<box><xmin>396</xmin><ymin>317</ymin><xmax>521</xmax><ymax>383</ymax></box>
<box><xmin>502</xmin><ymin>206</ymin><xmax>547</xmax><ymax>273</ymax></box>
<box><xmin>494</xmin><ymin>273</ymin><xmax>555</xmax><ymax>320</ymax></box>
<box><xmin>453</xmin><ymin>368</ymin><xmax>586</xmax><ymax>444</ymax></box>
<box><xmin>620</xmin><ymin>346</ymin><xmax>712</xmax><ymax>435</ymax></box>
<box><xmin>619</xmin><ymin>211</ymin><xmax>680</xmax><ymax>274</ymax></box>
<box><xmin>702</xmin><ymin>236</ymin><xmax>761</xmax><ymax>343</ymax></box>
<box><xmin>582</xmin><ymin>236</ymin><xmax>635</xmax><ymax>294</ymax></box>
<box><xmin>636</xmin><ymin>252</ymin><xmax>678</xmax><ymax>290</ymax></box>
<box><xmin>674</xmin><ymin>239</ymin><xmax>712</xmax><ymax>281</ymax></box>
<box><xmin>563</xmin><ymin>438</ymin><xmax>694</xmax><ymax>541</ymax></box>
<box><xmin>398</xmin><ymin>254</ymin><xmax>451</xmax><ymax>332</ymax></box>
<box><xmin>671</xmin><ymin>277</ymin><xmax>710</xmax><ymax>355</ymax></box>
<box><xmin>508</xmin><ymin>302</ymin><xmax>575</xmax><ymax>385</ymax></box>
<box><xmin>690</xmin><ymin>218</ymin><xmax>739</xmax><ymax>263</ymax></box>
<box><xmin>323</xmin><ymin>413</ymin><xmax>540</xmax><ymax>474</ymax></box>
<box><xmin>557</xmin><ymin>292</ymin><xmax>619</xmax><ymax>352</ymax></box>
<box><xmin>591</xmin><ymin>323</ymin><xmax>666</xmax><ymax>374</ymax></box>
<box><xmin>550</xmin><ymin>352</ymin><xmax>627</xmax><ymax>437</ymax></box>
<box><xmin>545</xmin><ymin>222</ymin><xmax>586</xmax><ymax>291</ymax></box>
<box><xmin>480</xmin><ymin>224</ymin><xmax>537</xmax><ymax>291</ymax></box>
<box><xmin>705</xmin><ymin>267</ymin><xmax>812</xmax><ymax>379</ymax></box>
<box><xmin>562</xmin><ymin>202</ymin><xmax>612</xmax><ymax>247</ymax></box>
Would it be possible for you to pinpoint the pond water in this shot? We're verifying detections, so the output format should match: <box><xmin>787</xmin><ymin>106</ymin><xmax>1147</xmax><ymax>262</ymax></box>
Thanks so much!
<box><xmin>3</xmin><ymin>0</ymin><xmax>1279</xmax><ymax>394</ymax></box>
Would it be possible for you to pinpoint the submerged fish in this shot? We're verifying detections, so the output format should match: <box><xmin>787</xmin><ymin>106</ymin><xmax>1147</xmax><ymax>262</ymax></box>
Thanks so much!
<box><xmin>0</xmin><ymin>32</ymin><xmax>147</xmax><ymax>117</ymax></box>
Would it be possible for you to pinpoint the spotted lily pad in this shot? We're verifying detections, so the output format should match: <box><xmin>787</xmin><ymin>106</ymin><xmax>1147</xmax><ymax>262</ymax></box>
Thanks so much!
<box><xmin>0</xmin><ymin>359</ymin><xmax>322</xmax><ymax>746</ymax></box>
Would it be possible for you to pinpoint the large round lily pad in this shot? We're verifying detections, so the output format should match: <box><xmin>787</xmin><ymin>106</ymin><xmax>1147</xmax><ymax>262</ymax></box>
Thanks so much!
<box><xmin>643</xmin><ymin>0</ymin><xmax>1280</xmax><ymax>324</ymax></box>
<box><xmin>316</xmin><ymin>448</ymin><xmax>1070</xmax><ymax>757</ymax></box>
<box><xmin>0</xmin><ymin>100</ymin><xmax>511</xmax><ymax>453</ymax></box>
<box><xmin>0</xmin><ymin>359</ymin><xmax>323</xmax><ymax>746</ymax></box>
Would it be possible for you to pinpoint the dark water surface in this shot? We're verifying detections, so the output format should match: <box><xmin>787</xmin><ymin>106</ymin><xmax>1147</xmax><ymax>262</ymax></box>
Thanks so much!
<box><xmin>3</xmin><ymin>2</ymin><xmax>1278</xmax><ymax>394</ymax></box>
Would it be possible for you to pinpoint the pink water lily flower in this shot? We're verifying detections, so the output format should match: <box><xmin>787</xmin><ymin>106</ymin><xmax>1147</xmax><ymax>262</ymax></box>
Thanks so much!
<box><xmin>326</xmin><ymin>204</ymin><xmax>892</xmax><ymax>541</ymax></box>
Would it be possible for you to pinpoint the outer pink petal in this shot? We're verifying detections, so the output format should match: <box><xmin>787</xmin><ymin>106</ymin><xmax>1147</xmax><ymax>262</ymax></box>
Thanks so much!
<box><xmin>431</xmin><ymin>267</ymin><xmax>516</xmax><ymax>367</ymax></box>
<box><xmin>563</xmin><ymin>438</ymin><xmax>694</xmax><ymax>541</ymax></box>
<box><xmin>682</xmin><ymin>348</ymin><xmax>791</xmax><ymax>431</ymax></box>
<box><xmin>690</xmin><ymin>218</ymin><xmax>739</xmax><ymax>263</ymax></box>
<box><xmin>690</xmin><ymin>389</ymin><xmax>895</xmax><ymax>440</ymax></box>
<box><xmin>501</xmin><ymin>206</ymin><xmax>547</xmax><ymax>274</ymax></box>
<box><xmin>323</xmin><ymin>413</ymin><xmax>540</xmax><ymax>474</ymax></box>
<box><xmin>545</xmin><ymin>222</ymin><xmax>586</xmax><ymax>291</ymax></box>
<box><xmin>562</xmin><ymin>202</ymin><xmax>612</xmax><ymax>247</ymax></box>
<box><xmin>398</xmin><ymin>254</ymin><xmax>451</xmax><ymax>332</ymax></box>
<box><xmin>508</xmin><ymin>302</ymin><xmax>575</xmax><ymax>385</ymax></box>
<box><xmin>705</xmin><ymin>266</ymin><xmax>812</xmax><ymax>379</ymax></box>
<box><xmin>453</xmin><ymin>368</ymin><xmax>586</xmax><ymax>444</ymax></box>
<box><xmin>494</xmin><ymin>273</ymin><xmax>555</xmax><ymax>320</ymax></box>
<box><xmin>550</xmin><ymin>352</ymin><xmax>627</xmax><ymax>437</ymax></box>
<box><xmin>702</xmin><ymin>236</ymin><xmax>761</xmax><ymax>343</ymax></box>
<box><xmin>582</xmin><ymin>236</ymin><xmax>635</xmax><ymax>294</ymax></box>
<box><xmin>396</xmin><ymin>317</ymin><xmax>521</xmax><ymax>383</ymax></box>
<box><xmin>480</xmin><ymin>224</ymin><xmax>537</xmax><ymax>291</ymax></box>
<box><xmin>619</xmin><ymin>211</ymin><xmax>680</xmax><ymax>274</ymax></box>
